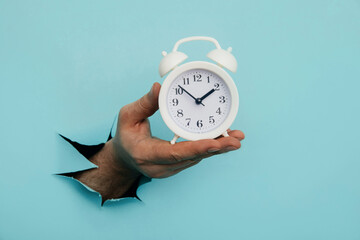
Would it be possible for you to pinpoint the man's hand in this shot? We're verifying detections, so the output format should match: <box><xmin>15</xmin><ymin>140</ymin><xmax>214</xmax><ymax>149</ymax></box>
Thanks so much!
<box><xmin>75</xmin><ymin>82</ymin><xmax>245</xmax><ymax>201</ymax></box>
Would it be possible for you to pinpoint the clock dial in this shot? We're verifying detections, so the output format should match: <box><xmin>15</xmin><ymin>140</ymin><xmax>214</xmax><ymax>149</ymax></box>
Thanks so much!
<box><xmin>167</xmin><ymin>69</ymin><xmax>232</xmax><ymax>134</ymax></box>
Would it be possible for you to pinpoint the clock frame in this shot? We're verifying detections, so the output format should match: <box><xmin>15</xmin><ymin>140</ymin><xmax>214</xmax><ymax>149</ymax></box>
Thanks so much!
<box><xmin>159</xmin><ymin>61</ymin><xmax>239</xmax><ymax>143</ymax></box>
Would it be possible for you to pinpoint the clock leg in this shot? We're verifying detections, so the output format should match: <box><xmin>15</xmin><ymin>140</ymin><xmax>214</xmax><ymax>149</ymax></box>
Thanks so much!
<box><xmin>170</xmin><ymin>134</ymin><xmax>179</xmax><ymax>145</ymax></box>
<box><xmin>222</xmin><ymin>131</ymin><xmax>229</xmax><ymax>137</ymax></box>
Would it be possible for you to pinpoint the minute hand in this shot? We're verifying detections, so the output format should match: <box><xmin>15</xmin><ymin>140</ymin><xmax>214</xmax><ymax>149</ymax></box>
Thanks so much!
<box><xmin>178</xmin><ymin>85</ymin><xmax>205</xmax><ymax>106</ymax></box>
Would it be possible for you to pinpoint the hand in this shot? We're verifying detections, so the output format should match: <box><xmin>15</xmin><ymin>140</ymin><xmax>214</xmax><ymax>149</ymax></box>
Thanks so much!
<box><xmin>75</xmin><ymin>82</ymin><xmax>245</xmax><ymax>200</ymax></box>
<box><xmin>178</xmin><ymin>85</ymin><xmax>205</xmax><ymax>106</ymax></box>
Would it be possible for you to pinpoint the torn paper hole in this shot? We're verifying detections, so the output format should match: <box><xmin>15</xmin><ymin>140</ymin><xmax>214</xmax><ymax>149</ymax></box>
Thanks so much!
<box><xmin>56</xmin><ymin>123</ymin><xmax>151</xmax><ymax>206</ymax></box>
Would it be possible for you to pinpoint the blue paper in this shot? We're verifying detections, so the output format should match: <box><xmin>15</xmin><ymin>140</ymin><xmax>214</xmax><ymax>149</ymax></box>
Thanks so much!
<box><xmin>1</xmin><ymin>0</ymin><xmax>360</xmax><ymax>239</ymax></box>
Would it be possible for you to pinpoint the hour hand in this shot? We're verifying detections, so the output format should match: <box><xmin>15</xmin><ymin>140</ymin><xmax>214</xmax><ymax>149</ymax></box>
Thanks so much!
<box><xmin>178</xmin><ymin>85</ymin><xmax>205</xmax><ymax>106</ymax></box>
<box><xmin>199</xmin><ymin>88</ymin><xmax>215</xmax><ymax>102</ymax></box>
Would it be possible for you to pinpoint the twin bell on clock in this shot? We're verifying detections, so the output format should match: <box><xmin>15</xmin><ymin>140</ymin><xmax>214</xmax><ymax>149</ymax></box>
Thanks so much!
<box><xmin>158</xmin><ymin>36</ymin><xmax>239</xmax><ymax>144</ymax></box>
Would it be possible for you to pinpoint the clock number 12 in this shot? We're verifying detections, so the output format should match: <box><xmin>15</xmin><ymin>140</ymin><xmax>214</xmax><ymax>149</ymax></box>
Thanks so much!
<box><xmin>193</xmin><ymin>74</ymin><xmax>202</xmax><ymax>82</ymax></box>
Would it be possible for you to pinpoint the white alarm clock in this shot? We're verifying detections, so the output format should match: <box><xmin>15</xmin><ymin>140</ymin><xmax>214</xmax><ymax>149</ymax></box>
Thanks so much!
<box><xmin>158</xmin><ymin>36</ymin><xmax>239</xmax><ymax>144</ymax></box>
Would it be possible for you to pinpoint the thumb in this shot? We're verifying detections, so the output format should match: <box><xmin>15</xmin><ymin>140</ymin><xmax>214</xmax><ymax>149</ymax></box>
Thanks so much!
<box><xmin>121</xmin><ymin>82</ymin><xmax>161</xmax><ymax>124</ymax></box>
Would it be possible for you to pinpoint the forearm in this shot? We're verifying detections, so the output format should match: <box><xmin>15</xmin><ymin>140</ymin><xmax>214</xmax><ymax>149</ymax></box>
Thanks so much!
<box><xmin>73</xmin><ymin>139</ymin><xmax>141</xmax><ymax>200</ymax></box>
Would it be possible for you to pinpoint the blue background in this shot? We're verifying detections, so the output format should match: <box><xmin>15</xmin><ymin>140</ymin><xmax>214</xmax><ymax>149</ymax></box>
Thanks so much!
<box><xmin>1</xmin><ymin>0</ymin><xmax>360</xmax><ymax>239</ymax></box>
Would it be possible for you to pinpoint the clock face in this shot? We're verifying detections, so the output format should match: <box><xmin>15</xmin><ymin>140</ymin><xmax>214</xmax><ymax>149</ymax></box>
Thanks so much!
<box><xmin>166</xmin><ymin>68</ymin><xmax>232</xmax><ymax>134</ymax></box>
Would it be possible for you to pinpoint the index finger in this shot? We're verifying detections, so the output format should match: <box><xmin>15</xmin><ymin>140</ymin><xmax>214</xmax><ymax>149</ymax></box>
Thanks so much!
<box><xmin>147</xmin><ymin>136</ymin><xmax>240</xmax><ymax>164</ymax></box>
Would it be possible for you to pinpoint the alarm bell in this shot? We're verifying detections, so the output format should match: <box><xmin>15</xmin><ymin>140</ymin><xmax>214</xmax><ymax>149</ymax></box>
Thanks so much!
<box><xmin>159</xmin><ymin>36</ymin><xmax>238</xmax><ymax>77</ymax></box>
<box><xmin>159</xmin><ymin>51</ymin><xmax>188</xmax><ymax>77</ymax></box>
<box><xmin>207</xmin><ymin>47</ymin><xmax>237</xmax><ymax>73</ymax></box>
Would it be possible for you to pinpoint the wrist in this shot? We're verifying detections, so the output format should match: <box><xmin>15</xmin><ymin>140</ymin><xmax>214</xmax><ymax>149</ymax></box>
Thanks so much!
<box><xmin>94</xmin><ymin>139</ymin><xmax>140</xmax><ymax>178</ymax></box>
<box><xmin>75</xmin><ymin>139</ymin><xmax>141</xmax><ymax>200</ymax></box>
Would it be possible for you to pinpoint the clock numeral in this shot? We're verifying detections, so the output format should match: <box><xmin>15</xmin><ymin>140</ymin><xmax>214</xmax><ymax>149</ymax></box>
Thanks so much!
<box><xmin>185</xmin><ymin>118</ymin><xmax>191</xmax><ymax>126</ymax></box>
<box><xmin>216</xmin><ymin>107</ymin><xmax>221</xmax><ymax>115</ymax></box>
<box><xmin>219</xmin><ymin>96</ymin><xmax>226</xmax><ymax>103</ymax></box>
<box><xmin>172</xmin><ymin>98</ymin><xmax>179</xmax><ymax>106</ymax></box>
<box><xmin>175</xmin><ymin>88</ymin><xmax>184</xmax><ymax>95</ymax></box>
<box><xmin>193</xmin><ymin>74</ymin><xmax>202</xmax><ymax>82</ymax></box>
<box><xmin>197</xmin><ymin>120</ymin><xmax>203</xmax><ymax>128</ymax></box>
<box><xmin>209</xmin><ymin>116</ymin><xmax>215</xmax><ymax>124</ymax></box>
<box><xmin>214</xmin><ymin>83</ymin><xmax>220</xmax><ymax>91</ymax></box>
<box><xmin>177</xmin><ymin>109</ymin><xmax>184</xmax><ymax>117</ymax></box>
<box><xmin>207</xmin><ymin>76</ymin><xmax>210</xmax><ymax>83</ymax></box>
<box><xmin>183</xmin><ymin>77</ymin><xmax>189</xmax><ymax>85</ymax></box>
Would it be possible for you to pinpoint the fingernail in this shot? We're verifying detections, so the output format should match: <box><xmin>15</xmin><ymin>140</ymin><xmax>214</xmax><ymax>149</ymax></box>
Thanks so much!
<box><xmin>148</xmin><ymin>84</ymin><xmax>155</xmax><ymax>98</ymax></box>
<box><xmin>225</xmin><ymin>146</ymin><xmax>237</xmax><ymax>151</ymax></box>
<box><xmin>208</xmin><ymin>148</ymin><xmax>220</xmax><ymax>153</ymax></box>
